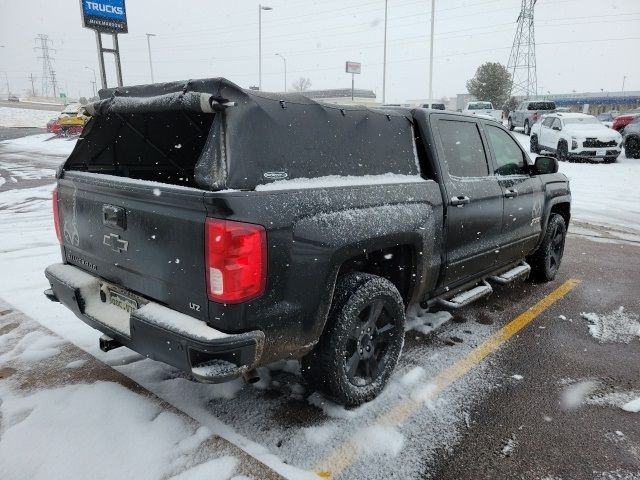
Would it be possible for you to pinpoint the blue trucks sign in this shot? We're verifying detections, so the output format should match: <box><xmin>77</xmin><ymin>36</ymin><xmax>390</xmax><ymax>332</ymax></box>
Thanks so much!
<box><xmin>81</xmin><ymin>0</ymin><xmax>128</xmax><ymax>33</ymax></box>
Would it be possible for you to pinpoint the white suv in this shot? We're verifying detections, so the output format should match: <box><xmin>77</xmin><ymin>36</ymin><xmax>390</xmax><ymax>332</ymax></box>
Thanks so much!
<box><xmin>530</xmin><ymin>112</ymin><xmax>623</xmax><ymax>163</ymax></box>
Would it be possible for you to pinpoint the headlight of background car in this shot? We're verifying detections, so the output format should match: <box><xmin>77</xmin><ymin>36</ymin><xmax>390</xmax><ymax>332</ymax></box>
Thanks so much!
<box><xmin>571</xmin><ymin>137</ymin><xmax>578</xmax><ymax>150</ymax></box>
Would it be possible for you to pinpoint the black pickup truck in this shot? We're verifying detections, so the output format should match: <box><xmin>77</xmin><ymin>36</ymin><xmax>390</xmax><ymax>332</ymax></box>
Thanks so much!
<box><xmin>44</xmin><ymin>78</ymin><xmax>571</xmax><ymax>405</ymax></box>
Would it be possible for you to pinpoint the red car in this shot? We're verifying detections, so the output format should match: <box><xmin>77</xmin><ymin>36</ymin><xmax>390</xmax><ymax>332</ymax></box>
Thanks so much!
<box><xmin>612</xmin><ymin>111</ymin><xmax>640</xmax><ymax>133</ymax></box>
<box><xmin>46</xmin><ymin>118</ymin><xmax>61</xmax><ymax>135</ymax></box>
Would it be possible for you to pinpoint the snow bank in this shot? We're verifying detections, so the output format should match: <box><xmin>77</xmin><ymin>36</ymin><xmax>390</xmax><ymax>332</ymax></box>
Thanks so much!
<box><xmin>0</xmin><ymin>381</ymin><xmax>240</xmax><ymax>480</ymax></box>
<box><xmin>0</xmin><ymin>106</ymin><xmax>56</xmax><ymax>128</ymax></box>
<box><xmin>622</xmin><ymin>397</ymin><xmax>640</xmax><ymax>413</ymax></box>
<box><xmin>0</xmin><ymin>133</ymin><xmax>76</xmax><ymax>157</ymax></box>
<box><xmin>514</xmin><ymin>131</ymin><xmax>640</xmax><ymax>234</ymax></box>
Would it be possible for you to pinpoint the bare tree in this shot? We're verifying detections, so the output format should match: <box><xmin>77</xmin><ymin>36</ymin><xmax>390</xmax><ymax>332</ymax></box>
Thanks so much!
<box><xmin>290</xmin><ymin>77</ymin><xmax>312</xmax><ymax>92</ymax></box>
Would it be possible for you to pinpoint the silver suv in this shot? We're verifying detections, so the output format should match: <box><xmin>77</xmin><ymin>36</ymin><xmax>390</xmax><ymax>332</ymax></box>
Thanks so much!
<box><xmin>508</xmin><ymin>100</ymin><xmax>556</xmax><ymax>136</ymax></box>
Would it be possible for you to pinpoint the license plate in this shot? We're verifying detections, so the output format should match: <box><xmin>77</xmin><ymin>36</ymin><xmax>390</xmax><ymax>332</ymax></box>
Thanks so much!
<box><xmin>108</xmin><ymin>289</ymin><xmax>138</xmax><ymax>313</ymax></box>
<box><xmin>596</xmin><ymin>149</ymin><xmax>606</xmax><ymax>157</ymax></box>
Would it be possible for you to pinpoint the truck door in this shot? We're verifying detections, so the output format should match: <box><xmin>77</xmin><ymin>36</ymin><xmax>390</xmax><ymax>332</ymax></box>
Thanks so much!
<box><xmin>432</xmin><ymin>116</ymin><xmax>504</xmax><ymax>285</ymax></box>
<box><xmin>483</xmin><ymin>124</ymin><xmax>545</xmax><ymax>263</ymax></box>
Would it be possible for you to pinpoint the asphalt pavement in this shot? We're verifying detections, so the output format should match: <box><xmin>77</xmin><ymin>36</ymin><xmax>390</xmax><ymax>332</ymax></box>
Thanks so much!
<box><xmin>0</xmin><ymin>126</ymin><xmax>46</xmax><ymax>141</ymax></box>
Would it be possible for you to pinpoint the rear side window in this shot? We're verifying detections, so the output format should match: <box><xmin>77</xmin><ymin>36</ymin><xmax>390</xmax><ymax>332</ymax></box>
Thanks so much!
<box><xmin>485</xmin><ymin>125</ymin><xmax>527</xmax><ymax>176</ymax></box>
<box><xmin>528</xmin><ymin>102</ymin><xmax>556</xmax><ymax>111</ymax></box>
<box><xmin>542</xmin><ymin>117</ymin><xmax>554</xmax><ymax>127</ymax></box>
<box><xmin>437</xmin><ymin>119</ymin><xmax>489</xmax><ymax>177</ymax></box>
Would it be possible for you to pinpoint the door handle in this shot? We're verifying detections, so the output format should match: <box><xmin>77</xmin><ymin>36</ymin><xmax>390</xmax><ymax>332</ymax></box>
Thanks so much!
<box><xmin>450</xmin><ymin>195</ymin><xmax>471</xmax><ymax>207</ymax></box>
<box><xmin>504</xmin><ymin>188</ymin><xmax>518</xmax><ymax>198</ymax></box>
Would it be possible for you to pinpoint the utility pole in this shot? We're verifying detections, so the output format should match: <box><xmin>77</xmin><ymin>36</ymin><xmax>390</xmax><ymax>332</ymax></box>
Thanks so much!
<box><xmin>622</xmin><ymin>75</ymin><xmax>627</xmax><ymax>94</ymax></box>
<box><xmin>428</xmin><ymin>0</ymin><xmax>435</xmax><ymax>100</ymax></box>
<box><xmin>28</xmin><ymin>73</ymin><xmax>37</xmax><ymax>96</ymax></box>
<box><xmin>258</xmin><ymin>5</ymin><xmax>273</xmax><ymax>91</ymax></box>
<box><xmin>507</xmin><ymin>0</ymin><xmax>538</xmax><ymax>99</ymax></box>
<box><xmin>146</xmin><ymin>33</ymin><xmax>157</xmax><ymax>83</ymax></box>
<box><xmin>34</xmin><ymin>34</ymin><xmax>59</xmax><ymax>99</ymax></box>
<box><xmin>382</xmin><ymin>0</ymin><xmax>388</xmax><ymax>104</ymax></box>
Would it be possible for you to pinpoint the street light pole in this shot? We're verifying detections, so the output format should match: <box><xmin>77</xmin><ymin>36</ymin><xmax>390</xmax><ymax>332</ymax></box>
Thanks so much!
<box><xmin>84</xmin><ymin>66</ymin><xmax>97</xmax><ymax>97</ymax></box>
<box><xmin>622</xmin><ymin>75</ymin><xmax>627</xmax><ymax>94</ymax></box>
<box><xmin>382</xmin><ymin>0</ymin><xmax>388</xmax><ymax>104</ymax></box>
<box><xmin>146</xmin><ymin>33</ymin><xmax>157</xmax><ymax>84</ymax></box>
<box><xmin>275</xmin><ymin>53</ymin><xmax>287</xmax><ymax>92</ymax></box>
<box><xmin>259</xmin><ymin>5</ymin><xmax>272</xmax><ymax>91</ymax></box>
<box><xmin>428</xmin><ymin>0</ymin><xmax>435</xmax><ymax>99</ymax></box>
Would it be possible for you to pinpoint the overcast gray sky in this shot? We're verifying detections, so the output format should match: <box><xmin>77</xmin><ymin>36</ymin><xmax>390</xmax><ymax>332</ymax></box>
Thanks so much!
<box><xmin>1</xmin><ymin>0</ymin><xmax>639</xmax><ymax>102</ymax></box>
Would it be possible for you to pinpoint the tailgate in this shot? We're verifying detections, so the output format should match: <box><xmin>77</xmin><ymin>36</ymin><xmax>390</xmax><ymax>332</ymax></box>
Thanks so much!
<box><xmin>57</xmin><ymin>172</ymin><xmax>209</xmax><ymax>320</ymax></box>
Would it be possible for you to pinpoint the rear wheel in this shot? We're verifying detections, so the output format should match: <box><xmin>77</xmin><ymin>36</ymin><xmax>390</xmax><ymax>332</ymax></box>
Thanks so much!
<box><xmin>528</xmin><ymin>214</ymin><xmax>567</xmax><ymax>282</ymax></box>
<box><xmin>302</xmin><ymin>273</ymin><xmax>405</xmax><ymax>406</ymax></box>
<box><xmin>557</xmin><ymin>141</ymin><xmax>568</xmax><ymax>162</ymax></box>
<box><xmin>530</xmin><ymin>135</ymin><xmax>540</xmax><ymax>154</ymax></box>
<box><xmin>508</xmin><ymin>118</ymin><xmax>515</xmax><ymax>131</ymax></box>
<box><xmin>524</xmin><ymin>120</ymin><xmax>531</xmax><ymax>136</ymax></box>
<box><xmin>626</xmin><ymin>137</ymin><xmax>640</xmax><ymax>159</ymax></box>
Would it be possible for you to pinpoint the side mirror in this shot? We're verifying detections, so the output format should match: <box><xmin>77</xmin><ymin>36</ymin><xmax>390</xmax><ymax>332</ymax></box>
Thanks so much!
<box><xmin>552</xmin><ymin>126</ymin><xmax>561</xmax><ymax>131</ymax></box>
<box><xmin>533</xmin><ymin>156</ymin><xmax>558</xmax><ymax>175</ymax></box>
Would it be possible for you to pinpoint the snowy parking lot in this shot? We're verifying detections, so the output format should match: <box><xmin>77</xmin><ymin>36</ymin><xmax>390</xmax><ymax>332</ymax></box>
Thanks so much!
<box><xmin>1</xmin><ymin>129</ymin><xmax>639</xmax><ymax>479</ymax></box>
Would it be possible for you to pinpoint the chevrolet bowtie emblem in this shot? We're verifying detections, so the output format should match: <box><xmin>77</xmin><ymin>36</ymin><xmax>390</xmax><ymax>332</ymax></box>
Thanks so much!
<box><xmin>103</xmin><ymin>233</ymin><xmax>129</xmax><ymax>253</ymax></box>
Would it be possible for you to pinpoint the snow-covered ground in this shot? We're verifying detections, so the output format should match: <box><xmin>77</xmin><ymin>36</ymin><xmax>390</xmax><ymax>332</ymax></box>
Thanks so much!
<box><xmin>512</xmin><ymin>131</ymin><xmax>640</xmax><ymax>237</ymax></box>
<box><xmin>0</xmin><ymin>106</ymin><xmax>57</xmax><ymax>128</ymax></box>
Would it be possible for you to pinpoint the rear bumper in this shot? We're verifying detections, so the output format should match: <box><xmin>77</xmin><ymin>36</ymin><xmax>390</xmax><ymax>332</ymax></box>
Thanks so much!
<box><xmin>44</xmin><ymin>263</ymin><xmax>264</xmax><ymax>383</ymax></box>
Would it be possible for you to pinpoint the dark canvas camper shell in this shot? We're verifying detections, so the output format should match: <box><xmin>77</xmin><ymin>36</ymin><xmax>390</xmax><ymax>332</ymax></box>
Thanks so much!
<box><xmin>63</xmin><ymin>78</ymin><xmax>419</xmax><ymax>191</ymax></box>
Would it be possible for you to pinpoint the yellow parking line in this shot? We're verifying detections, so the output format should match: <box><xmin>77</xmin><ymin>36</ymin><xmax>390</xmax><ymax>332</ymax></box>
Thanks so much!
<box><xmin>314</xmin><ymin>278</ymin><xmax>580</xmax><ymax>478</ymax></box>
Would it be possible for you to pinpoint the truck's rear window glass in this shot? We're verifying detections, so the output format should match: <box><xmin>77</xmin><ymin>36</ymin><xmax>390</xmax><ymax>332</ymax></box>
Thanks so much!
<box><xmin>527</xmin><ymin>102</ymin><xmax>556</xmax><ymax>111</ymax></box>
<box><xmin>437</xmin><ymin>120</ymin><xmax>489</xmax><ymax>177</ymax></box>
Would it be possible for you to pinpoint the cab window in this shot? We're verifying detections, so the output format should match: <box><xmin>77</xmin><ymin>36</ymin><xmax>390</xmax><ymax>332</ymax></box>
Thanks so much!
<box><xmin>485</xmin><ymin>125</ymin><xmax>527</xmax><ymax>176</ymax></box>
<box><xmin>551</xmin><ymin>118</ymin><xmax>562</xmax><ymax>130</ymax></box>
<box><xmin>437</xmin><ymin>119</ymin><xmax>489</xmax><ymax>177</ymax></box>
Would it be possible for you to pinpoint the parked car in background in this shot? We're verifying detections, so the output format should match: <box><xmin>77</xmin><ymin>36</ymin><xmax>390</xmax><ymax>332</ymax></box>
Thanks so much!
<box><xmin>462</xmin><ymin>101</ymin><xmax>502</xmax><ymax>120</ymax></box>
<box><xmin>622</xmin><ymin>115</ymin><xmax>640</xmax><ymax>159</ymax></box>
<box><xmin>46</xmin><ymin>118</ymin><xmax>61</xmax><ymax>135</ymax></box>
<box><xmin>508</xmin><ymin>100</ymin><xmax>557</xmax><ymax>135</ymax></box>
<box><xmin>57</xmin><ymin>103</ymin><xmax>89</xmax><ymax>135</ymax></box>
<box><xmin>530</xmin><ymin>112</ymin><xmax>622</xmax><ymax>163</ymax></box>
<box><xmin>597</xmin><ymin>111</ymin><xmax>619</xmax><ymax>128</ymax></box>
<box><xmin>7</xmin><ymin>95</ymin><xmax>19</xmax><ymax>102</ymax></box>
<box><xmin>611</xmin><ymin>110</ymin><xmax>640</xmax><ymax>133</ymax></box>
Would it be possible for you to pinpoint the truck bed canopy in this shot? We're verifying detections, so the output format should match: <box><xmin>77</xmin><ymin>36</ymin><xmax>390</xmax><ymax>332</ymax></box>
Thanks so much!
<box><xmin>63</xmin><ymin>78</ymin><xmax>420</xmax><ymax>191</ymax></box>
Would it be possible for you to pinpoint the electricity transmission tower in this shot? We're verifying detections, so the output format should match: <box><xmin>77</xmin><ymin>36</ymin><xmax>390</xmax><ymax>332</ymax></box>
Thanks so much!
<box><xmin>506</xmin><ymin>0</ymin><xmax>537</xmax><ymax>99</ymax></box>
<box><xmin>34</xmin><ymin>34</ymin><xmax>59</xmax><ymax>98</ymax></box>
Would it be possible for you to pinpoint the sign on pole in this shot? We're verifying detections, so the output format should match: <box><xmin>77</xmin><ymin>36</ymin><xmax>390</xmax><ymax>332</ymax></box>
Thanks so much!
<box><xmin>80</xmin><ymin>0</ymin><xmax>127</xmax><ymax>89</ymax></box>
<box><xmin>345</xmin><ymin>61</ymin><xmax>361</xmax><ymax>101</ymax></box>
<box><xmin>345</xmin><ymin>61</ymin><xmax>362</xmax><ymax>75</ymax></box>
<box><xmin>81</xmin><ymin>0</ymin><xmax>128</xmax><ymax>34</ymax></box>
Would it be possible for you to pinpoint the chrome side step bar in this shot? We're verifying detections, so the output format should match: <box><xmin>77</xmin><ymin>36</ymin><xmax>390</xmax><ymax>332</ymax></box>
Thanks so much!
<box><xmin>488</xmin><ymin>261</ymin><xmax>531</xmax><ymax>285</ymax></box>
<box><xmin>436</xmin><ymin>280</ymin><xmax>493</xmax><ymax>309</ymax></box>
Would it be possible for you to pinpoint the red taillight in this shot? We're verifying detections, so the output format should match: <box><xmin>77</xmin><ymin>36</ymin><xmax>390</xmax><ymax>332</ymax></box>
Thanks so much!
<box><xmin>52</xmin><ymin>188</ymin><xmax>62</xmax><ymax>243</ymax></box>
<box><xmin>205</xmin><ymin>218</ymin><xmax>267</xmax><ymax>303</ymax></box>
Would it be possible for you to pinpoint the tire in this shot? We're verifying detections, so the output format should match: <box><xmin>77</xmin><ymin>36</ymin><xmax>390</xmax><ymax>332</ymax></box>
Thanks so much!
<box><xmin>626</xmin><ymin>137</ymin><xmax>640</xmax><ymax>159</ymax></box>
<box><xmin>508</xmin><ymin>118</ymin><xmax>515</xmax><ymax>131</ymax></box>
<box><xmin>524</xmin><ymin>120</ymin><xmax>531</xmax><ymax>136</ymax></box>
<box><xmin>557</xmin><ymin>141</ymin><xmax>568</xmax><ymax>162</ymax></box>
<box><xmin>302</xmin><ymin>273</ymin><xmax>405</xmax><ymax>406</ymax></box>
<box><xmin>528</xmin><ymin>214</ymin><xmax>567</xmax><ymax>282</ymax></box>
<box><xmin>530</xmin><ymin>135</ymin><xmax>540</xmax><ymax>154</ymax></box>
